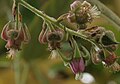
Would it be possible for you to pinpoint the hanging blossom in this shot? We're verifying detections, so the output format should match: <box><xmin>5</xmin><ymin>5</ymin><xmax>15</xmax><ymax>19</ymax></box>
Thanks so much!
<box><xmin>1</xmin><ymin>21</ymin><xmax>30</xmax><ymax>59</ymax></box>
<box><xmin>69</xmin><ymin>57</ymin><xmax>85</xmax><ymax>80</ymax></box>
<box><xmin>67</xmin><ymin>0</ymin><xmax>101</xmax><ymax>29</ymax></box>
<box><xmin>38</xmin><ymin>22</ymin><xmax>64</xmax><ymax>59</ymax></box>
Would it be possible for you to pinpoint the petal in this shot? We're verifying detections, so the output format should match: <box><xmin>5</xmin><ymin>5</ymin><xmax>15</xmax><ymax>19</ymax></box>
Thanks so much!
<box><xmin>1</xmin><ymin>21</ymin><xmax>10</xmax><ymax>41</ymax></box>
<box><xmin>5</xmin><ymin>39</ymin><xmax>14</xmax><ymax>49</ymax></box>
<box><xmin>69</xmin><ymin>59</ymin><xmax>79</xmax><ymax>74</ymax></box>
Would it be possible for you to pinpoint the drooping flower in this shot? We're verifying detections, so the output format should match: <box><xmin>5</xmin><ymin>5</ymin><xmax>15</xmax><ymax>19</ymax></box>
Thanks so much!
<box><xmin>46</xmin><ymin>30</ymin><xmax>64</xmax><ymax>50</ymax></box>
<box><xmin>69</xmin><ymin>57</ymin><xmax>85</xmax><ymax>80</ymax></box>
<box><xmin>1</xmin><ymin>21</ymin><xmax>30</xmax><ymax>59</ymax></box>
<box><xmin>67</xmin><ymin>1</ymin><xmax>101</xmax><ymax>29</ymax></box>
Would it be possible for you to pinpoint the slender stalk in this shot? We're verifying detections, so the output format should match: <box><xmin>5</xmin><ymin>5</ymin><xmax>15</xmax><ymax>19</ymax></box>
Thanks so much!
<box><xmin>13</xmin><ymin>55</ymin><xmax>21</xmax><ymax>84</ymax></box>
<box><xmin>16</xmin><ymin>4</ymin><xmax>19</xmax><ymax>30</ymax></box>
<box><xmin>20</xmin><ymin>63</ymin><xmax>29</xmax><ymax>84</ymax></box>
<box><xmin>19</xmin><ymin>0</ymin><xmax>99</xmax><ymax>49</ymax></box>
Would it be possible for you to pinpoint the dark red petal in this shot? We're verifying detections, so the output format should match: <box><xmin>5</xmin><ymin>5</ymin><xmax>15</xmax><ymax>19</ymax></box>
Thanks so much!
<box><xmin>5</xmin><ymin>39</ymin><xmax>14</xmax><ymax>49</ymax></box>
<box><xmin>1</xmin><ymin>22</ymin><xmax>10</xmax><ymax>41</ymax></box>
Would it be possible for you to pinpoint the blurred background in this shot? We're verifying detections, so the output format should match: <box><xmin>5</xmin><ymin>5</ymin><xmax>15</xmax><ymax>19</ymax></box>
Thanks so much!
<box><xmin>0</xmin><ymin>0</ymin><xmax>120</xmax><ymax>84</ymax></box>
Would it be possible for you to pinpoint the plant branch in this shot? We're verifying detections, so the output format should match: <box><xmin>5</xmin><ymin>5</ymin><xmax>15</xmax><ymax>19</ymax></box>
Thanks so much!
<box><xmin>19</xmin><ymin>0</ymin><xmax>99</xmax><ymax>49</ymax></box>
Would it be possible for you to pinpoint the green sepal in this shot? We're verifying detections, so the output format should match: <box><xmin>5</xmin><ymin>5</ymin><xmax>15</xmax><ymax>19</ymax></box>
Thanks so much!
<box><xmin>63</xmin><ymin>26</ymin><xmax>69</xmax><ymax>41</ymax></box>
<box><xmin>71</xmin><ymin>37</ymin><xmax>81</xmax><ymax>59</ymax></box>
<box><xmin>100</xmin><ymin>31</ymin><xmax>120</xmax><ymax>46</ymax></box>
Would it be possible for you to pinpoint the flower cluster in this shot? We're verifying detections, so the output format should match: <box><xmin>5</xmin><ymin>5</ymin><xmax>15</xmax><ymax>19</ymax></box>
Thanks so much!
<box><xmin>1</xmin><ymin>21</ymin><xmax>30</xmax><ymax>59</ymax></box>
<box><xmin>67</xmin><ymin>0</ymin><xmax>101</xmax><ymax>29</ymax></box>
<box><xmin>1</xmin><ymin>1</ymin><xmax>30</xmax><ymax>59</ymax></box>
<box><xmin>55</xmin><ymin>0</ymin><xmax>119</xmax><ymax>80</ymax></box>
<box><xmin>38</xmin><ymin>21</ymin><xmax>64</xmax><ymax>59</ymax></box>
<box><xmin>1</xmin><ymin>0</ymin><xmax>120</xmax><ymax>81</ymax></box>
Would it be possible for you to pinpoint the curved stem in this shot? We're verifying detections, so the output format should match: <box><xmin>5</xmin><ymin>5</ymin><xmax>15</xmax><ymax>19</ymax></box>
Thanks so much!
<box><xmin>19</xmin><ymin>0</ymin><xmax>99</xmax><ymax>49</ymax></box>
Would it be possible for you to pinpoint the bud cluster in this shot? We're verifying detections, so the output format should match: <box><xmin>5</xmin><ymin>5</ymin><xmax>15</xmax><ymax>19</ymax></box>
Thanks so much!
<box><xmin>55</xmin><ymin>0</ymin><xmax>120</xmax><ymax>80</ymax></box>
<box><xmin>1</xmin><ymin>1</ymin><xmax>31</xmax><ymax>59</ymax></box>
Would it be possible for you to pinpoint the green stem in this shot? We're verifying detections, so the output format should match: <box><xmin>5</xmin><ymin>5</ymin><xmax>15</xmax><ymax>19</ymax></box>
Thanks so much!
<box><xmin>19</xmin><ymin>0</ymin><xmax>86</xmax><ymax>37</ymax></box>
<box><xmin>20</xmin><ymin>63</ymin><xmax>29</xmax><ymax>84</ymax></box>
<box><xmin>13</xmin><ymin>55</ymin><xmax>21</xmax><ymax>84</ymax></box>
<box><xmin>16</xmin><ymin>5</ymin><xmax>19</xmax><ymax>30</ymax></box>
<box><xmin>19</xmin><ymin>0</ymin><xmax>99</xmax><ymax>49</ymax></box>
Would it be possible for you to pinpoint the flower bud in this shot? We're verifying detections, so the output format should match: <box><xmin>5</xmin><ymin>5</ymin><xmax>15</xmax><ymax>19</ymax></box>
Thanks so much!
<box><xmin>69</xmin><ymin>57</ymin><xmax>85</xmax><ymax>74</ymax></box>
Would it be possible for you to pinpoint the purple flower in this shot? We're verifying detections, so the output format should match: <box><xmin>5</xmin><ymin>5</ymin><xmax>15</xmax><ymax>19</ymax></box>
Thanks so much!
<box><xmin>69</xmin><ymin>57</ymin><xmax>85</xmax><ymax>74</ymax></box>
